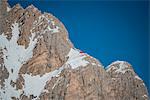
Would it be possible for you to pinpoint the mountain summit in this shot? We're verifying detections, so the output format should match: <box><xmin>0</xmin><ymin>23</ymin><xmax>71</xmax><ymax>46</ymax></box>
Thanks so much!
<box><xmin>0</xmin><ymin>1</ymin><xmax>149</xmax><ymax>100</ymax></box>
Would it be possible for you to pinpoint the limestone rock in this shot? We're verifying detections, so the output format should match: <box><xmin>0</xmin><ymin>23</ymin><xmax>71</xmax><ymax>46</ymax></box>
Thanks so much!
<box><xmin>0</xmin><ymin>0</ymin><xmax>149</xmax><ymax>100</ymax></box>
<box><xmin>106</xmin><ymin>61</ymin><xmax>149</xmax><ymax>100</ymax></box>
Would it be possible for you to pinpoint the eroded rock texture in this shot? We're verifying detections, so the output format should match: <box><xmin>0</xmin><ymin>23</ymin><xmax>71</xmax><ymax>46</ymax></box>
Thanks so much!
<box><xmin>0</xmin><ymin>1</ymin><xmax>149</xmax><ymax>100</ymax></box>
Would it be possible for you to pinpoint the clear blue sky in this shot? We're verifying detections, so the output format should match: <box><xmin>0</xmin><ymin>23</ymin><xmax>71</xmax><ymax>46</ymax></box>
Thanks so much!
<box><xmin>8</xmin><ymin>1</ymin><xmax>149</xmax><ymax>92</ymax></box>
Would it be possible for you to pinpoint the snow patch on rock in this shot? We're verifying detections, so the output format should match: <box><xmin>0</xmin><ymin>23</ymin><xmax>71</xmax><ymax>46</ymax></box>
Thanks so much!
<box><xmin>106</xmin><ymin>61</ymin><xmax>130</xmax><ymax>73</ymax></box>
<box><xmin>91</xmin><ymin>63</ymin><xmax>96</xmax><ymax>66</ymax></box>
<box><xmin>47</xmin><ymin>25</ymin><xmax>59</xmax><ymax>33</ymax></box>
<box><xmin>7</xmin><ymin>7</ymin><xmax>11</xmax><ymax>12</ymax></box>
<box><xmin>135</xmin><ymin>75</ymin><xmax>142</xmax><ymax>81</ymax></box>
<box><xmin>22</xmin><ymin>66</ymin><xmax>63</xmax><ymax>99</ymax></box>
<box><xmin>39</xmin><ymin>15</ymin><xmax>59</xmax><ymax>33</ymax></box>
<box><xmin>0</xmin><ymin>22</ymin><xmax>37</xmax><ymax>100</ymax></box>
<box><xmin>115</xmin><ymin>61</ymin><xmax>129</xmax><ymax>73</ymax></box>
<box><xmin>66</xmin><ymin>48</ymin><xmax>89</xmax><ymax>69</ymax></box>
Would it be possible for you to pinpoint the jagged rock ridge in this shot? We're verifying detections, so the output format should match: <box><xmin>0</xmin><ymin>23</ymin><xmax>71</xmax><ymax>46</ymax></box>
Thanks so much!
<box><xmin>0</xmin><ymin>1</ymin><xmax>149</xmax><ymax>100</ymax></box>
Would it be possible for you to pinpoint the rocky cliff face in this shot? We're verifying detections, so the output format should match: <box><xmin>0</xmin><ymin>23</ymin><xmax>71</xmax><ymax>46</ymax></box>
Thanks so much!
<box><xmin>0</xmin><ymin>1</ymin><xmax>149</xmax><ymax>100</ymax></box>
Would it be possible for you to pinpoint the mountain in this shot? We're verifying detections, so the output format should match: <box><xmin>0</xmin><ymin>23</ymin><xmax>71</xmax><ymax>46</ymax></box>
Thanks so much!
<box><xmin>0</xmin><ymin>1</ymin><xmax>149</xmax><ymax>100</ymax></box>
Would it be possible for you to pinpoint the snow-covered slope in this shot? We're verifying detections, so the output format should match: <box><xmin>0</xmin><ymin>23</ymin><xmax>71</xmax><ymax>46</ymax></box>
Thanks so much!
<box><xmin>0</xmin><ymin>22</ymin><xmax>37</xmax><ymax>99</ymax></box>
